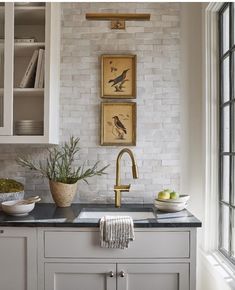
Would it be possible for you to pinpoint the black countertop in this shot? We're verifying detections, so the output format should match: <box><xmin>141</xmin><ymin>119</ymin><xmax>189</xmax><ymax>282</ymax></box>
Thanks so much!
<box><xmin>0</xmin><ymin>203</ymin><xmax>201</xmax><ymax>228</ymax></box>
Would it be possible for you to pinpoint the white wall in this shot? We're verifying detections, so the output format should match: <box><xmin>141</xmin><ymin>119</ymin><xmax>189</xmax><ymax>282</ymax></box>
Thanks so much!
<box><xmin>198</xmin><ymin>251</ymin><xmax>234</xmax><ymax>290</ymax></box>
<box><xmin>0</xmin><ymin>3</ymin><xmax>206</xmax><ymax>208</ymax></box>
<box><xmin>0</xmin><ymin>2</ymin><xmax>182</xmax><ymax>204</ymax></box>
<box><xmin>59</xmin><ymin>2</ymin><xmax>182</xmax><ymax>204</ymax></box>
<box><xmin>180</xmin><ymin>3</ymin><xmax>204</xmax><ymax>221</ymax></box>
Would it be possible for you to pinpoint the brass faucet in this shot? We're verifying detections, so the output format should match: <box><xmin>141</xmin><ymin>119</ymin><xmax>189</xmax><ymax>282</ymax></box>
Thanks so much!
<box><xmin>114</xmin><ymin>148</ymin><xmax>139</xmax><ymax>207</ymax></box>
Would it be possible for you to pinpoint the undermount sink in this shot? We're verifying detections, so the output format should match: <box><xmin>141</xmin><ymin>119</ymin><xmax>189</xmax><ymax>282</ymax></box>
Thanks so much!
<box><xmin>78</xmin><ymin>208</ymin><xmax>156</xmax><ymax>220</ymax></box>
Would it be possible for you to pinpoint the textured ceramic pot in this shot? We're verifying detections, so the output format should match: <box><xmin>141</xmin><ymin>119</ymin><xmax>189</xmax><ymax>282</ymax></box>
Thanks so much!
<box><xmin>49</xmin><ymin>180</ymin><xmax>78</xmax><ymax>207</ymax></box>
<box><xmin>0</xmin><ymin>191</ymin><xmax>24</xmax><ymax>204</ymax></box>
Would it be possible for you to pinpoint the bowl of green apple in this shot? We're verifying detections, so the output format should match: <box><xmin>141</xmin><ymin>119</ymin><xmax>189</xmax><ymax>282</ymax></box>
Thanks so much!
<box><xmin>154</xmin><ymin>189</ymin><xmax>190</xmax><ymax>212</ymax></box>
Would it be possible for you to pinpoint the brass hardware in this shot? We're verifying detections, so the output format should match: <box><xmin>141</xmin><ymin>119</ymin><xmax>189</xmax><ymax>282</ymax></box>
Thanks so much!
<box><xmin>114</xmin><ymin>148</ymin><xmax>138</xmax><ymax>207</ymax></box>
<box><xmin>114</xmin><ymin>185</ymin><xmax>130</xmax><ymax>190</ymax></box>
<box><xmin>86</xmin><ymin>13</ymin><xmax>150</xmax><ymax>21</ymax></box>
<box><xmin>86</xmin><ymin>13</ymin><xmax>150</xmax><ymax>30</ymax></box>
<box><xmin>109</xmin><ymin>271</ymin><xmax>114</xmax><ymax>278</ymax></box>
<box><xmin>119</xmin><ymin>271</ymin><xmax>125</xmax><ymax>278</ymax></box>
<box><xmin>111</xmin><ymin>20</ymin><xmax>125</xmax><ymax>30</ymax></box>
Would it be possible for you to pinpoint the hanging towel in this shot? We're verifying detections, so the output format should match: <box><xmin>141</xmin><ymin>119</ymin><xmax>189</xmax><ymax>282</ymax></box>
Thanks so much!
<box><xmin>100</xmin><ymin>216</ymin><xmax>135</xmax><ymax>249</ymax></box>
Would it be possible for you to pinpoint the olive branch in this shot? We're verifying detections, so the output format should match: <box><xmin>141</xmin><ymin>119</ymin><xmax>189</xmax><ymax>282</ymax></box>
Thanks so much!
<box><xmin>17</xmin><ymin>136</ymin><xmax>109</xmax><ymax>184</ymax></box>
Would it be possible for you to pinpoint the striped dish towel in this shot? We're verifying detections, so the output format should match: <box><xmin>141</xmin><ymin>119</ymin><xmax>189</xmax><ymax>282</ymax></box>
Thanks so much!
<box><xmin>100</xmin><ymin>216</ymin><xmax>135</xmax><ymax>249</ymax></box>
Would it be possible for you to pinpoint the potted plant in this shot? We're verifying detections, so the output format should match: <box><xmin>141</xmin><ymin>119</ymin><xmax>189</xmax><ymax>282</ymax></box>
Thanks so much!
<box><xmin>17</xmin><ymin>136</ymin><xmax>109</xmax><ymax>207</ymax></box>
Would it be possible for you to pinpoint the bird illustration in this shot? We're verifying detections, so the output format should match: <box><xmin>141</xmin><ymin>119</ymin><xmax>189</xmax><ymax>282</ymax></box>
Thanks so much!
<box><xmin>109</xmin><ymin>69</ymin><xmax>129</xmax><ymax>92</ymax></box>
<box><xmin>114</xmin><ymin>79</ymin><xmax>128</xmax><ymax>92</ymax></box>
<box><xmin>112</xmin><ymin>116</ymin><xmax>127</xmax><ymax>139</ymax></box>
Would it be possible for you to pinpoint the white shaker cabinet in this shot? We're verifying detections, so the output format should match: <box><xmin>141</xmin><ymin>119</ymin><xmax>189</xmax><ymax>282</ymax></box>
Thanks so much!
<box><xmin>117</xmin><ymin>263</ymin><xmax>189</xmax><ymax>290</ymax></box>
<box><xmin>0</xmin><ymin>2</ymin><xmax>60</xmax><ymax>144</ymax></box>
<box><xmin>45</xmin><ymin>263</ymin><xmax>116</xmax><ymax>290</ymax></box>
<box><xmin>0</xmin><ymin>227</ymin><xmax>37</xmax><ymax>290</ymax></box>
<box><xmin>0</xmin><ymin>227</ymin><xmax>197</xmax><ymax>290</ymax></box>
<box><xmin>45</xmin><ymin>262</ymin><xmax>189</xmax><ymax>290</ymax></box>
<box><xmin>39</xmin><ymin>228</ymin><xmax>196</xmax><ymax>290</ymax></box>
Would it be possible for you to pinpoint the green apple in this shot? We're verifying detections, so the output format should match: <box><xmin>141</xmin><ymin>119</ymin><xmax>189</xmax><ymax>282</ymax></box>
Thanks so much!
<box><xmin>163</xmin><ymin>189</ymin><xmax>172</xmax><ymax>194</ymax></box>
<box><xmin>158</xmin><ymin>191</ymin><xmax>170</xmax><ymax>200</ymax></box>
<box><xmin>170</xmin><ymin>191</ymin><xmax>179</xmax><ymax>199</ymax></box>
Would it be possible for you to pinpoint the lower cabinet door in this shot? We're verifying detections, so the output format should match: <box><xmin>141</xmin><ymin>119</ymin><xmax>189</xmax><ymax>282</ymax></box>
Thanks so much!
<box><xmin>45</xmin><ymin>263</ymin><xmax>116</xmax><ymax>290</ymax></box>
<box><xmin>0</xmin><ymin>227</ymin><xmax>37</xmax><ymax>290</ymax></box>
<box><xmin>117</xmin><ymin>263</ymin><xmax>189</xmax><ymax>290</ymax></box>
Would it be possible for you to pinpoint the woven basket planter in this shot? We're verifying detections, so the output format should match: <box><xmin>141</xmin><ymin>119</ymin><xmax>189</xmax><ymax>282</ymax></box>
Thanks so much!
<box><xmin>49</xmin><ymin>180</ymin><xmax>78</xmax><ymax>207</ymax></box>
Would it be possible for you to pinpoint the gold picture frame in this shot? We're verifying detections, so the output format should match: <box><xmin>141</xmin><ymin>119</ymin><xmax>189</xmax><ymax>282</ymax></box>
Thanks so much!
<box><xmin>101</xmin><ymin>54</ymin><xmax>136</xmax><ymax>99</ymax></box>
<box><xmin>101</xmin><ymin>102</ymin><xmax>136</xmax><ymax>146</ymax></box>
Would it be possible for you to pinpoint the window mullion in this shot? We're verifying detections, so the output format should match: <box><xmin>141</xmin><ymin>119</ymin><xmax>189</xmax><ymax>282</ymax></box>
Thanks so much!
<box><xmin>229</xmin><ymin>2</ymin><xmax>233</xmax><ymax>259</ymax></box>
<box><xmin>219</xmin><ymin>8</ymin><xmax>223</xmax><ymax>252</ymax></box>
<box><xmin>218</xmin><ymin>3</ymin><xmax>235</xmax><ymax>262</ymax></box>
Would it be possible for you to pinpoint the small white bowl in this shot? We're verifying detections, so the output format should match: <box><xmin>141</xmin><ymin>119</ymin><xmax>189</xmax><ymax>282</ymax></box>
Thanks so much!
<box><xmin>154</xmin><ymin>200</ymin><xmax>187</xmax><ymax>212</ymax></box>
<box><xmin>157</xmin><ymin>195</ymin><xmax>190</xmax><ymax>203</ymax></box>
<box><xmin>1</xmin><ymin>200</ymin><xmax>35</xmax><ymax>216</ymax></box>
<box><xmin>155</xmin><ymin>199</ymin><xmax>185</xmax><ymax>206</ymax></box>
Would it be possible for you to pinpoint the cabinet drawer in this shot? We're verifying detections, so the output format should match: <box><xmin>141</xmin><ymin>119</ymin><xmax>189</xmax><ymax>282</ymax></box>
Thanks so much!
<box><xmin>44</xmin><ymin>230</ymin><xmax>190</xmax><ymax>259</ymax></box>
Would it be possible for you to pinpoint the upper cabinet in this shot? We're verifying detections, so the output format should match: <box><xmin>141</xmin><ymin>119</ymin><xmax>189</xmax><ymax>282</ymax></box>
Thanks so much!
<box><xmin>0</xmin><ymin>4</ymin><xmax>8</xmax><ymax>135</ymax></box>
<box><xmin>0</xmin><ymin>3</ymin><xmax>60</xmax><ymax>144</ymax></box>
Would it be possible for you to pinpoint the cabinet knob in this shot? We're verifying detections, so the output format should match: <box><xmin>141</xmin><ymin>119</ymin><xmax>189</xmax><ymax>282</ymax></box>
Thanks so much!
<box><xmin>119</xmin><ymin>271</ymin><xmax>125</xmax><ymax>278</ymax></box>
<box><xmin>0</xmin><ymin>230</ymin><xmax>4</xmax><ymax>234</ymax></box>
<box><xmin>109</xmin><ymin>271</ymin><xmax>114</xmax><ymax>278</ymax></box>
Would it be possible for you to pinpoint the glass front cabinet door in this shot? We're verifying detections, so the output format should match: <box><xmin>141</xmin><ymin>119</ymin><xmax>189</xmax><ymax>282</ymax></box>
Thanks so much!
<box><xmin>0</xmin><ymin>3</ymin><xmax>13</xmax><ymax>136</ymax></box>
<box><xmin>0</xmin><ymin>3</ymin><xmax>60</xmax><ymax>144</ymax></box>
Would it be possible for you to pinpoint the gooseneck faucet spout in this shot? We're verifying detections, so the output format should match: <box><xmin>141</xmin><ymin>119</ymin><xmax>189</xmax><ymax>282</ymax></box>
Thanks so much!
<box><xmin>114</xmin><ymin>148</ymin><xmax>139</xmax><ymax>207</ymax></box>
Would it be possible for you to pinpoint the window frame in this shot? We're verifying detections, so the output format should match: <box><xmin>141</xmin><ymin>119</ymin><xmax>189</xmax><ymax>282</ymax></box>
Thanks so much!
<box><xmin>218</xmin><ymin>2</ymin><xmax>235</xmax><ymax>265</ymax></box>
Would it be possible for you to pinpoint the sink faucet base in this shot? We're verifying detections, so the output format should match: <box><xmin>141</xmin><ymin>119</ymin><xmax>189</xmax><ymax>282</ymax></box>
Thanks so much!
<box><xmin>115</xmin><ymin>190</ymin><xmax>121</xmax><ymax>208</ymax></box>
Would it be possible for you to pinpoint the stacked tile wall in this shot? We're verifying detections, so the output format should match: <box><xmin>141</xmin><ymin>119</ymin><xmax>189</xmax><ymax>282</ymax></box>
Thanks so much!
<box><xmin>0</xmin><ymin>3</ymin><xmax>181</xmax><ymax>204</ymax></box>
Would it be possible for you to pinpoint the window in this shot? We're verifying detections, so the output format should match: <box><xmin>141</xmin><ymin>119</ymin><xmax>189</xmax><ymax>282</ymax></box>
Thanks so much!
<box><xmin>219</xmin><ymin>3</ymin><xmax>235</xmax><ymax>264</ymax></box>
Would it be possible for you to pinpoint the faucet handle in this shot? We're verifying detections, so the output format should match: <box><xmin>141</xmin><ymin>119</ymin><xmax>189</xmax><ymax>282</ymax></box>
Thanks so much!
<box><xmin>114</xmin><ymin>184</ymin><xmax>131</xmax><ymax>192</ymax></box>
<box><xmin>114</xmin><ymin>185</ymin><xmax>131</xmax><ymax>207</ymax></box>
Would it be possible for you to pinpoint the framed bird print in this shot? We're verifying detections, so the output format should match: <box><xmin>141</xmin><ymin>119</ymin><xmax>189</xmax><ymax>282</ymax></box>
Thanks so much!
<box><xmin>101</xmin><ymin>102</ymin><xmax>136</xmax><ymax>146</ymax></box>
<box><xmin>101</xmin><ymin>54</ymin><xmax>136</xmax><ymax>99</ymax></box>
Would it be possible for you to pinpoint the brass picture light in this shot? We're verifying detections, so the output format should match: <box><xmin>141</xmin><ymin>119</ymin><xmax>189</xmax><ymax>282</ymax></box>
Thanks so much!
<box><xmin>86</xmin><ymin>13</ymin><xmax>151</xmax><ymax>30</ymax></box>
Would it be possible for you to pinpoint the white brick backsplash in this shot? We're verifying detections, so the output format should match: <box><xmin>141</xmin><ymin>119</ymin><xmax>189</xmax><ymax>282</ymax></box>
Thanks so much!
<box><xmin>0</xmin><ymin>3</ymin><xmax>181</xmax><ymax>205</ymax></box>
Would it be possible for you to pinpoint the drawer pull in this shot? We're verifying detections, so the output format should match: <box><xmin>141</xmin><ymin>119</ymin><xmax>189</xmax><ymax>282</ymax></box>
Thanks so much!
<box><xmin>109</xmin><ymin>271</ymin><xmax>114</xmax><ymax>278</ymax></box>
<box><xmin>119</xmin><ymin>271</ymin><xmax>125</xmax><ymax>278</ymax></box>
<box><xmin>0</xmin><ymin>230</ymin><xmax>4</xmax><ymax>234</ymax></box>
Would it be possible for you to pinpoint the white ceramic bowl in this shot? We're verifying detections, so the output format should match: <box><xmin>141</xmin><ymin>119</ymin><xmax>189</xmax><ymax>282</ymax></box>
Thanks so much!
<box><xmin>154</xmin><ymin>200</ymin><xmax>187</xmax><ymax>212</ymax></box>
<box><xmin>155</xmin><ymin>199</ymin><xmax>185</xmax><ymax>206</ymax></box>
<box><xmin>157</xmin><ymin>195</ymin><xmax>190</xmax><ymax>203</ymax></box>
<box><xmin>1</xmin><ymin>200</ymin><xmax>35</xmax><ymax>216</ymax></box>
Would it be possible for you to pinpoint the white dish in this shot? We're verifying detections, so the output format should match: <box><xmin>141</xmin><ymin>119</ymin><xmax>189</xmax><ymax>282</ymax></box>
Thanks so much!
<box><xmin>157</xmin><ymin>195</ymin><xmax>190</xmax><ymax>203</ymax></box>
<box><xmin>154</xmin><ymin>201</ymin><xmax>187</xmax><ymax>212</ymax></box>
<box><xmin>155</xmin><ymin>199</ymin><xmax>186</xmax><ymax>206</ymax></box>
<box><xmin>1</xmin><ymin>200</ymin><xmax>35</xmax><ymax>216</ymax></box>
<box><xmin>14</xmin><ymin>120</ymin><xmax>44</xmax><ymax>135</ymax></box>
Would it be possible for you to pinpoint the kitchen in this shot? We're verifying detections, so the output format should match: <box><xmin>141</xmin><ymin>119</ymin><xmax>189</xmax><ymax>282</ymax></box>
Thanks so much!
<box><xmin>0</xmin><ymin>2</ymin><xmax>233</xmax><ymax>290</ymax></box>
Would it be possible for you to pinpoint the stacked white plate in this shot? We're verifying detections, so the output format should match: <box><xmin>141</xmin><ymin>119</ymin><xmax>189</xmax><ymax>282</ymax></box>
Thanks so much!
<box><xmin>154</xmin><ymin>195</ymin><xmax>190</xmax><ymax>212</ymax></box>
<box><xmin>14</xmin><ymin>120</ymin><xmax>43</xmax><ymax>135</ymax></box>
